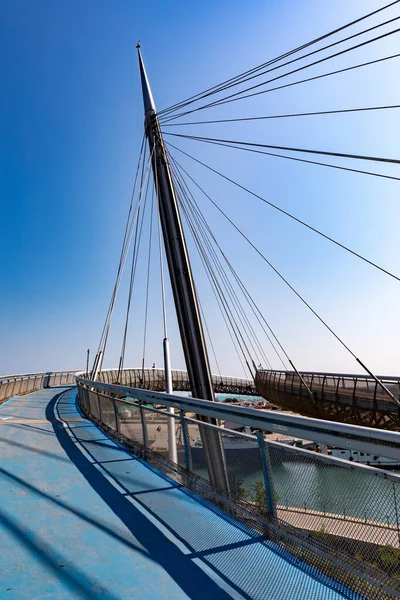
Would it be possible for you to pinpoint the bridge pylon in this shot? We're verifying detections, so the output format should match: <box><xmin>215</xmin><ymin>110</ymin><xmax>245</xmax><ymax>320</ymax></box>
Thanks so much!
<box><xmin>137</xmin><ymin>46</ymin><xmax>229</xmax><ymax>493</ymax></box>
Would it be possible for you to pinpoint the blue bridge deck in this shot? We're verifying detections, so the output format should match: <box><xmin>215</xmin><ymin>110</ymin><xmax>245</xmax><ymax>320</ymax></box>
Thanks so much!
<box><xmin>0</xmin><ymin>387</ymin><xmax>362</xmax><ymax>599</ymax></box>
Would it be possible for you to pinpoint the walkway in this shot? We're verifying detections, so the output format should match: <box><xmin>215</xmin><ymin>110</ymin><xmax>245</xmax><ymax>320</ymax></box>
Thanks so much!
<box><xmin>0</xmin><ymin>387</ymin><xmax>362</xmax><ymax>599</ymax></box>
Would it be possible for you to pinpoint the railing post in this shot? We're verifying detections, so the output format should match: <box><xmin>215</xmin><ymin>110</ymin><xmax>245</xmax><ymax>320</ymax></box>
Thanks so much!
<box><xmin>335</xmin><ymin>375</ymin><xmax>341</xmax><ymax>397</ymax></box>
<box><xmin>97</xmin><ymin>393</ymin><xmax>102</xmax><ymax>422</ymax></box>
<box><xmin>321</xmin><ymin>375</ymin><xmax>326</xmax><ymax>396</ymax></box>
<box><xmin>373</xmin><ymin>380</ymin><xmax>378</xmax><ymax>411</ymax></box>
<box><xmin>112</xmin><ymin>397</ymin><xmax>119</xmax><ymax>433</ymax></box>
<box><xmin>179</xmin><ymin>410</ymin><xmax>192</xmax><ymax>471</ymax></box>
<box><xmin>139</xmin><ymin>401</ymin><xmax>148</xmax><ymax>450</ymax></box>
<box><xmin>256</xmin><ymin>431</ymin><xmax>277</xmax><ymax>520</ymax></box>
<box><xmin>352</xmin><ymin>378</ymin><xmax>357</xmax><ymax>406</ymax></box>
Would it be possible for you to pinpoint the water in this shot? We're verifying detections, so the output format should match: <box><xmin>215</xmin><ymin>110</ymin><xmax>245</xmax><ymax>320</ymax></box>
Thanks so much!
<box><xmin>194</xmin><ymin>455</ymin><xmax>400</xmax><ymax>525</ymax></box>
<box><xmin>207</xmin><ymin>394</ymin><xmax>400</xmax><ymax>525</ymax></box>
<box><xmin>216</xmin><ymin>394</ymin><xmax>264</xmax><ymax>404</ymax></box>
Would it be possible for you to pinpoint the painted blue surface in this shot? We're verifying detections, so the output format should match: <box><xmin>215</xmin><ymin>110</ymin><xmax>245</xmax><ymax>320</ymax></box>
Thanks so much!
<box><xmin>0</xmin><ymin>387</ymin><xmax>364</xmax><ymax>599</ymax></box>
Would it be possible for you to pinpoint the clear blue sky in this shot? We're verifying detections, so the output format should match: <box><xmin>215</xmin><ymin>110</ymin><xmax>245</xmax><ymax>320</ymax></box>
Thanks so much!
<box><xmin>1</xmin><ymin>0</ymin><xmax>400</xmax><ymax>377</ymax></box>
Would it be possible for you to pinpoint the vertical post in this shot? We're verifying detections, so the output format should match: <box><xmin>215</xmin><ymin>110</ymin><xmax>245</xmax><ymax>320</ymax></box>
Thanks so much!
<box><xmin>139</xmin><ymin>401</ymin><xmax>148</xmax><ymax>451</ymax></box>
<box><xmin>137</xmin><ymin>45</ymin><xmax>228</xmax><ymax>493</ymax></box>
<box><xmin>112</xmin><ymin>397</ymin><xmax>119</xmax><ymax>433</ymax></box>
<box><xmin>91</xmin><ymin>350</ymin><xmax>102</xmax><ymax>382</ymax></box>
<box><xmin>256</xmin><ymin>431</ymin><xmax>277</xmax><ymax>520</ymax></box>
<box><xmin>97</xmin><ymin>393</ymin><xmax>102</xmax><ymax>422</ymax></box>
<box><xmin>86</xmin><ymin>349</ymin><xmax>90</xmax><ymax>378</ymax></box>
<box><xmin>179</xmin><ymin>410</ymin><xmax>193</xmax><ymax>471</ymax></box>
<box><xmin>164</xmin><ymin>337</ymin><xmax>178</xmax><ymax>463</ymax></box>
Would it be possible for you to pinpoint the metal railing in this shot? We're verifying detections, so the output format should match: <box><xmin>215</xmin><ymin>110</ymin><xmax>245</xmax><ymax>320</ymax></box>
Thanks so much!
<box><xmin>77</xmin><ymin>375</ymin><xmax>400</xmax><ymax>600</ymax></box>
<box><xmin>97</xmin><ymin>367</ymin><xmax>257</xmax><ymax>396</ymax></box>
<box><xmin>256</xmin><ymin>369</ymin><xmax>400</xmax><ymax>430</ymax></box>
<box><xmin>0</xmin><ymin>370</ymin><xmax>78</xmax><ymax>403</ymax></box>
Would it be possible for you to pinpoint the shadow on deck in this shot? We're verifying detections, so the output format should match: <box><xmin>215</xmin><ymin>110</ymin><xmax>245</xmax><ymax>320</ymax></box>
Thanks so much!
<box><xmin>0</xmin><ymin>387</ymin><xmax>361</xmax><ymax>599</ymax></box>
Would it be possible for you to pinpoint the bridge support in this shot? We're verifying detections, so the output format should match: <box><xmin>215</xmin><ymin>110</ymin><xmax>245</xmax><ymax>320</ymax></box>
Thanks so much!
<box><xmin>137</xmin><ymin>46</ymin><xmax>229</xmax><ymax>493</ymax></box>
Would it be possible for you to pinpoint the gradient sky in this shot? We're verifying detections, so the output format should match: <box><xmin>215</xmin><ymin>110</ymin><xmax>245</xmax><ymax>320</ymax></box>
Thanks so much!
<box><xmin>1</xmin><ymin>0</ymin><xmax>400</xmax><ymax>377</ymax></box>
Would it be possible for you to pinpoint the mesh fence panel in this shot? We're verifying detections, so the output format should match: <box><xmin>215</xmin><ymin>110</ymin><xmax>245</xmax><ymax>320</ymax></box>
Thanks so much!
<box><xmin>187</xmin><ymin>422</ymin><xmax>209</xmax><ymax>481</ymax></box>
<box><xmin>87</xmin><ymin>390</ymin><xmax>100</xmax><ymax>419</ymax></box>
<box><xmin>144</xmin><ymin>408</ymin><xmax>187</xmax><ymax>469</ymax></box>
<box><xmin>143</xmin><ymin>409</ymin><xmax>169</xmax><ymax>457</ymax></box>
<box><xmin>77</xmin><ymin>381</ymin><xmax>400</xmax><ymax>599</ymax></box>
<box><xmin>79</xmin><ymin>386</ymin><xmax>90</xmax><ymax>412</ymax></box>
<box><xmin>115</xmin><ymin>399</ymin><xmax>143</xmax><ymax>445</ymax></box>
<box><xmin>97</xmin><ymin>393</ymin><xmax>116</xmax><ymax>430</ymax></box>
<box><xmin>221</xmin><ymin>429</ymin><xmax>265</xmax><ymax>510</ymax></box>
<box><xmin>175</xmin><ymin>418</ymin><xmax>188</xmax><ymax>471</ymax></box>
<box><xmin>266</xmin><ymin>440</ymin><xmax>400</xmax><ymax>586</ymax></box>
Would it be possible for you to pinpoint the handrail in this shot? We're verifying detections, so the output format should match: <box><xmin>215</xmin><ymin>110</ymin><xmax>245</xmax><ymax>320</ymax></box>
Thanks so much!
<box><xmin>259</xmin><ymin>368</ymin><xmax>400</xmax><ymax>383</ymax></box>
<box><xmin>0</xmin><ymin>370</ymin><xmax>78</xmax><ymax>403</ymax></box>
<box><xmin>94</xmin><ymin>367</ymin><xmax>257</xmax><ymax>395</ymax></box>
<box><xmin>0</xmin><ymin>369</ymin><xmax>79</xmax><ymax>381</ymax></box>
<box><xmin>256</xmin><ymin>368</ymin><xmax>400</xmax><ymax>430</ymax></box>
<box><xmin>76</xmin><ymin>376</ymin><xmax>400</xmax><ymax>461</ymax></box>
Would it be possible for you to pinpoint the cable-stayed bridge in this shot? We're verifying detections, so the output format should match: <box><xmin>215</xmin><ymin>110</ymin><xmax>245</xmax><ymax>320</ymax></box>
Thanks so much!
<box><xmin>84</xmin><ymin>29</ymin><xmax>400</xmax><ymax>434</ymax></box>
<box><xmin>4</xmin><ymin>4</ymin><xmax>400</xmax><ymax>598</ymax></box>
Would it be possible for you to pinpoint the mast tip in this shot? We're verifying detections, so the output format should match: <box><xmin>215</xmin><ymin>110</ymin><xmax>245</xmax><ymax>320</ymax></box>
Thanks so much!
<box><xmin>136</xmin><ymin>41</ymin><xmax>141</xmax><ymax>49</ymax></box>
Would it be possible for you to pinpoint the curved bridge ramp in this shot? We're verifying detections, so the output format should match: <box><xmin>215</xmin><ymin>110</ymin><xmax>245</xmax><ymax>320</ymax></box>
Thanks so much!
<box><xmin>256</xmin><ymin>370</ymin><xmax>400</xmax><ymax>430</ymax></box>
<box><xmin>97</xmin><ymin>368</ymin><xmax>258</xmax><ymax>396</ymax></box>
<box><xmin>0</xmin><ymin>386</ymin><xmax>362</xmax><ymax>600</ymax></box>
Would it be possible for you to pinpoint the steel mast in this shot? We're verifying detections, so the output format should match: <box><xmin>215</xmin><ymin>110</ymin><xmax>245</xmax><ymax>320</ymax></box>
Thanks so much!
<box><xmin>137</xmin><ymin>45</ymin><xmax>228</xmax><ymax>492</ymax></box>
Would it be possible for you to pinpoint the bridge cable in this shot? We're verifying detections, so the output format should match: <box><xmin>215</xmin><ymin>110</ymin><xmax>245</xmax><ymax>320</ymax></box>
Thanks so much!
<box><xmin>160</xmin><ymin>11</ymin><xmax>400</xmax><ymax>118</ymax></box>
<box><xmin>168</xmin><ymin>168</ymin><xmax>226</xmax><ymax>376</ymax></box>
<box><xmin>117</xmin><ymin>159</ymin><xmax>153</xmax><ymax>379</ymax></box>
<box><xmin>168</xmin><ymin>151</ymin><xmax>279</xmax><ymax>370</ymax></box>
<box><xmin>198</xmin><ymin>295</ymin><xmax>223</xmax><ymax>377</ymax></box>
<box><xmin>168</xmin><ymin>151</ymin><xmax>313</xmax><ymax>388</ymax></box>
<box><xmin>164</xmin><ymin>140</ymin><xmax>400</xmax><ymax>283</ymax></box>
<box><xmin>187</xmin><ymin>197</ymin><xmax>273</xmax><ymax>371</ymax></box>
<box><xmin>93</xmin><ymin>136</ymin><xmax>145</xmax><ymax>369</ymax></box>
<box><xmin>169</xmin><ymin>156</ymin><xmax>257</xmax><ymax>376</ymax></box>
<box><xmin>141</xmin><ymin>186</ymin><xmax>155</xmax><ymax>377</ymax></box>
<box><xmin>175</xmin><ymin>166</ymin><xmax>309</xmax><ymax>388</ymax></box>
<box><xmin>160</xmin><ymin>104</ymin><xmax>400</xmax><ymax>127</ymax></box>
<box><xmin>165</xmin><ymin>133</ymin><xmax>400</xmax><ymax>169</ymax></box>
<box><xmin>98</xmin><ymin>148</ymin><xmax>150</xmax><ymax>376</ymax></box>
<box><xmin>160</xmin><ymin>23</ymin><xmax>400</xmax><ymax>122</ymax></box>
<box><xmin>175</xmin><ymin>181</ymin><xmax>253</xmax><ymax>378</ymax></box>
<box><xmin>168</xmin><ymin>150</ymin><xmax>287</xmax><ymax>370</ymax></box>
<box><xmin>92</xmin><ymin>136</ymin><xmax>147</xmax><ymax>378</ymax></box>
<box><xmin>162</xmin><ymin>48</ymin><xmax>400</xmax><ymax>123</ymax></box>
<box><xmin>170</xmin><ymin>151</ymin><xmax>296</xmax><ymax>376</ymax></box>
<box><xmin>170</xmin><ymin>162</ymin><xmax>257</xmax><ymax>373</ymax></box>
<box><xmin>155</xmin><ymin>169</ymin><xmax>168</xmax><ymax>340</ymax></box>
<box><xmin>118</xmin><ymin>168</ymin><xmax>152</xmax><ymax>377</ymax></box>
<box><xmin>152</xmin><ymin>148</ymin><xmax>223</xmax><ymax>382</ymax></box>
<box><xmin>103</xmin><ymin>149</ymin><xmax>153</xmax><ymax>377</ymax></box>
<box><xmin>166</xmin><ymin>143</ymin><xmax>398</xmax><ymax>402</ymax></box>
<box><xmin>172</xmin><ymin>162</ymin><xmax>267</xmax><ymax>372</ymax></box>
<box><xmin>164</xmin><ymin>134</ymin><xmax>400</xmax><ymax>184</ymax></box>
<box><xmin>158</xmin><ymin>0</ymin><xmax>400</xmax><ymax>118</ymax></box>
